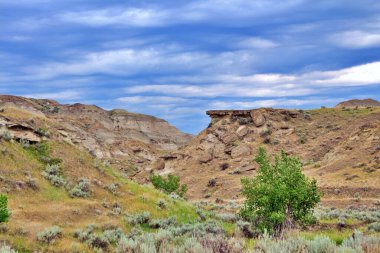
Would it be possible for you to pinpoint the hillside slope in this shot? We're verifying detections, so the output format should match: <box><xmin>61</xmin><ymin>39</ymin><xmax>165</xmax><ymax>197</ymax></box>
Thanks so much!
<box><xmin>0</xmin><ymin>138</ymin><xmax>197</xmax><ymax>252</ymax></box>
<box><xmin>0</xmin><ymin>95</ymin><xmax>192</xmax><ymax>175</ymax></box>
<box><xmin>154</xmin><ymin>104</ymin><xmax>380</xmax><ymax>207</ymax></box>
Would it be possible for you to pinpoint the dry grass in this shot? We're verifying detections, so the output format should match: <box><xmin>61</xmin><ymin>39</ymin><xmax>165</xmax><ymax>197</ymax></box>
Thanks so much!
<box><xmin>0</xmin><ymin>140</ymin><xmax>197</xmax><ymax>252</ymax></box>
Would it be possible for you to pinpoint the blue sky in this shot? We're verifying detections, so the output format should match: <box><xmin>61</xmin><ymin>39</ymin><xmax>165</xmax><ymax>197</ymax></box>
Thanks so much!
<box><xmin>1</xmin><ymin>0</ymin><xmax>380</xmax><ymax>134</ymax></box>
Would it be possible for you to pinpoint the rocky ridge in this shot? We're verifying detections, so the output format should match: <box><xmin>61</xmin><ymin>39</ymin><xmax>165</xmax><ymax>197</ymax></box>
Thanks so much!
<box><xmin>148</xmin><ymin>103</ymin><xmax>380</xmax><ymax>206</ymax></box>
<box><xmin>0</xmin><ymin>95</ymin><xmax>192</xmax><ymax>175</ymax></box>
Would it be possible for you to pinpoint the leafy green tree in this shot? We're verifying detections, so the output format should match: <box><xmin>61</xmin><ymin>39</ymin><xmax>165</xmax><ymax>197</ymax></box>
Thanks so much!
<box><xmin>150</xmin><ymin>174</ymin><xmax>188</xmax><ymax>197</ymax></box>
<box><xmin>0</xmin><ymin>195</ymin><xmax>10</xmax><ymax>222</ymax></box>
<box><xmin>240</xmin><ymin>147</ymin><xmax>320</xmax><ymax>237</ymax></box>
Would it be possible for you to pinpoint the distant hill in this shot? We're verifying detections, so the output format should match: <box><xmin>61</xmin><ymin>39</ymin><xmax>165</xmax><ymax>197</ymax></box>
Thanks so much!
<box><xmin>335</xmin><ymin>98</ymin><xmax>380</xmax><ymax>108</ymax></box>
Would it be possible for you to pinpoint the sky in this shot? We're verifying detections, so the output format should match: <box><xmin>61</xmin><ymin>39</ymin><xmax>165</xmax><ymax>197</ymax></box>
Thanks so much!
<box><xmin>1</xmin><ymin>0</ymin><xmax>380</xmax><ymax>134</ymax></box>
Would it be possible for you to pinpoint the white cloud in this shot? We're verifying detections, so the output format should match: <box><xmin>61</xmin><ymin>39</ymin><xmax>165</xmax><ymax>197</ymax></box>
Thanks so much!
<box><xmin>22</xmin><ymin>47</ymin><xmax>256</xmax><ymax>80</ymax></box>
<box><xmin>210</xmin><ymin>98</ymin><xmax>343</xmax><ymax>109</ymax></box>
<box><xmin>0</xmin><ymin>36</ymin><xmax>31</xmax><ymax>42</ymax></box>
<box><xmin>330</xmin><ymin>30</ymin><xmax>380</xmax><ymax>49</ymax></box>
<box><xmin>23</xmin><ymin>90</ymin><xmax>82</xmax><ymax>100</ymax></box>
<box><xmin>123</xmin><ymin>61</ymin><xmax>380</xmax><ymax>98</ymax></box>
<box><xmin>59</xmin><ymin>0</ymin><xmax>306</xmax><ymax>27</ymax></box>
<box><xmin>125</xmin><ymin>84</ymin><xmax>314</xmax><ymax>98</ymax></box>
<box><xmin>60</xmin><ymin>8</ymin><xmax>168</xmax><ymax>27</ymax></box>
<box><xmin>116</xmin><ymin>96</ymin><xmax>190</xmax><ymax>104</ymax></box>
<box><xmin>312</xmin><ymin>61</ymin><xmax>380</xmax><ymax>85</ymax></box>
<box><xmin>237</xmin><ymin>37</ymin><xmax>278</xmax><ymax>49</ymax></box>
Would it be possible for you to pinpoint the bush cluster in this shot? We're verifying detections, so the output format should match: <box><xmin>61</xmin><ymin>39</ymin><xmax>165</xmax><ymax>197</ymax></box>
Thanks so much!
<box><xmin>36</xmin><ymin>226</ymin><xmax>62</xmax><ymax>244</ymax></box>
<box><xmin>69</xmin><ymin>179</ymin><xmax>91</xmax><ymax>198</ymax></box>
<box><xmin>42</xmin><ymin>164</ymin><xmax>66</xmax><ymax>187</ymax></box>
<box><xmin>314</xmin><ymin>206</ymin><xmax>380</xmax><ymax>223</ymax></box>
<box><xmin>254</xmin><ymin>231</ymin><xmax>380</xmax><ymax>253</ymax></box>
<box><xmin>148</xmin><ymin>217</ymin><xmax>177</xmax><ymax>229</ymax></box>
<box><xmin>1</xmin><ymin>131</ymin><xmax>12</xmax><ymax>141</ymax></box>
<box><xmin>150</xmin><ymin>174</ymin><xmax>187</xmax><ymax>197</ymax></box>
<box><xmin>105</xmin><ymin>183</ymin><xmax>119</xmax><ymax>195</ymax></box>
<box><xmin>74</xmin><ymin>224</ymin><xmax>124</xmax><ymax>250</ymax></box>
<box><xmin>117</xmin><ymin>223</ymin><xmax>242</xmax><ymax>253</ymax></box>
<box><xmin>125</xmin><ymin>212</ymin><xmax>151</xmax><ymax>226</ymax></box>
<box><xmin>368</xmin><ymin>222</ymin><xmax>380</xmax><ymax>232</ymax></box>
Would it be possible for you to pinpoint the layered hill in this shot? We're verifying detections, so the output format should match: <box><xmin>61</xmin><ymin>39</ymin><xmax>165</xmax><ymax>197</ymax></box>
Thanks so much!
<box><xmin>0</xmin><ymin>95</ymin><xmax>192</xmax><ymax>176</ymax></box>
<box><xmin>152</xmin><ymin>102</ymin><xmax>380</xmax><ymax>207</ymax></box>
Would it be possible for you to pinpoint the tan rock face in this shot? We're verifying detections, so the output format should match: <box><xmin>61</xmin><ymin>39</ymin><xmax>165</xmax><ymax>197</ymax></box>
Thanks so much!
<box><xmin>199</xmin><ymin>152</ymin><xmax>213</xmax><ymax>163</ymax></box>
<box><xmin>152</xmin><ymin>159</ymin><xmax>166</xmax><ymax>170</ymax></box>
<box><xmin>218</xmin><ymin>132</ymin><xmax>239</xmax><ymax>144</ymax></box>
<box><xmin>250</xmin><ymin>110</ymin><xmax>266</xmax><ymax>127</ymax></box>
<box><xmin>167</xmin><ymin>106</ymin><xmax>380</xmax><ymax>202</ymax></box>
<box><xmin>236</xmin><ymin>125</ymin><xmax>249</xmax><ymax>137</ymax></box>
<box><xmin>231</xmin><ymin>144</ymin><xmax>251</xmax><ymax>158</ymax></box>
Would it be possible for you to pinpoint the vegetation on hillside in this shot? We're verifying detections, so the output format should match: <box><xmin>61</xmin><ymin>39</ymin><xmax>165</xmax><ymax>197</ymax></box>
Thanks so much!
<box><xmin>150</xmin><ymin>174</ymin><xmax>188</xmax><ymax>197</ymax></box>
<box><xmin>240</xmin><ymin>148</ymin><xmax>320</xmax><ymax>237</ymax></box>
<box><xmin>0</xmin><ymin>195</ymin><xmax>10</xmax><ymax>223</ymax></box>
<box><xmin>0</xmin><ymin>132</ymin><xmax>379</xmax><ymax>252</ymax></box>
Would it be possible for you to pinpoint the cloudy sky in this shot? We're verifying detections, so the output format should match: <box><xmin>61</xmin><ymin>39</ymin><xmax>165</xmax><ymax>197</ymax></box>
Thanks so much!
<box><xmin>1</xmin><ymin>0</ymin><xmax>380</xmax><ymax>133</ymax></box>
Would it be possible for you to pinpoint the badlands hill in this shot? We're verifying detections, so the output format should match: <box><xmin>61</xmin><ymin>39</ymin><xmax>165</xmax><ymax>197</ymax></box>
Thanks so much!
<box><xmin>148</xmin><ymin>100</ymin><xmax>380</xmax><ymax>207</ymax></box>
<box><xmin>0</xmin><ymin>95</ymin><xmax>196</xmax><ymax>252</ymax></box>
<box><xmin>0</xmin><ymin>95</ymin><xmax>192</xmax><ymax>176</ymax></box>
<box><xmin>1</xmin><ymin>95</ymin><xmax>380</xmax><ymax>251</ymax></box>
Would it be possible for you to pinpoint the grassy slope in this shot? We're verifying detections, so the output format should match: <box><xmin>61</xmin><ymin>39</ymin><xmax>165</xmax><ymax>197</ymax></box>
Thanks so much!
<box><xmin>0</xmin><ymin>140</ymin><xmax>197</xmax><ymax>252</ymax></box>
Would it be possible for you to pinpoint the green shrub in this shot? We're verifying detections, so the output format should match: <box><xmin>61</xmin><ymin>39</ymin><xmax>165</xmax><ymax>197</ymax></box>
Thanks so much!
<box><xmin>368</xmin><ymin>222</ymin><xmax>380</xmax><ymax>232</ymax></box>
<box><xmin>240</xmin><ymin>147</ymin><xmax>320</xmax><ymax>237</ymax></box>
<box><xmin>36</xmin><ymin>128</ymin><xmax>50</xmax><ymax>138</ymax></box>
<box><xmin>0</xmin><ymin>195</ymin><xmax>10</xmax><ymax>223</ymax></box>
<box><xmin>69</xmin><ymin>179</ymin><xmax>91</xmax><ymax>198</ymax></box>
<box><xmin>74</xmin><ymin>225</ymin><xmax>124</xmax><ymax>250</ymax></box>
<box><xmin>36</xmin><ymin>226</ymin><xmax>62</xmax><ymax>244</ymax></box>
<box><xmin>116</xmin><ymin>227</ymin><xmax>243</xmax><ymax>253</ymax></box>
<box><xmin>307</xmin><ymin>236</ymin><xmax>336</xmax><ymax>253</ymax></box>
<box><xmin>148</xmin><ymin>217</ymin><xmax>176</xmax><ymax>229</ymax></box>
<box><xmin>42</xmin><ymin>164</ymin><xmax>66</xmax><ymax>187</ymax></box>
<box><xmin>19</xmin><ymin>139</ymin><xmax>30</xmax><ymax>148</ymax></box>
<box><xmin>1</xmin><ymin>131</ymin><xmax>12</xmax><ymax>141</ymax></box>
<box><xmin>103</xmin><ymin>228</ymin><xmax>124</xmax><ymax>244</ymax></box>
<box><xmin>106</xmin><ymin>183</ymin><xmax>119</xmax><ymax>195</ymax></box>
<box><xmin>74</xmin><ymin>224</ymin><xmax>96</xmax><ymax>242</ymax></box>
<box><xmin>126</xmin><ymin>212</ymin><xmax>151</xmax><ymax>226</ymax></box>
<box><xmin>252</xmin><ymin>232</ymin><xmax>380</xmax><ymax>253</ymax></box>
<box><xmin>150</xmin><ymin>174</ymin><xmax>187</xmax><ymax>197</ymax></box>
<box><xmin>215</xmin><ymin>212</ymin><xmax>238</xmax><ymax>222</ymax></box>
